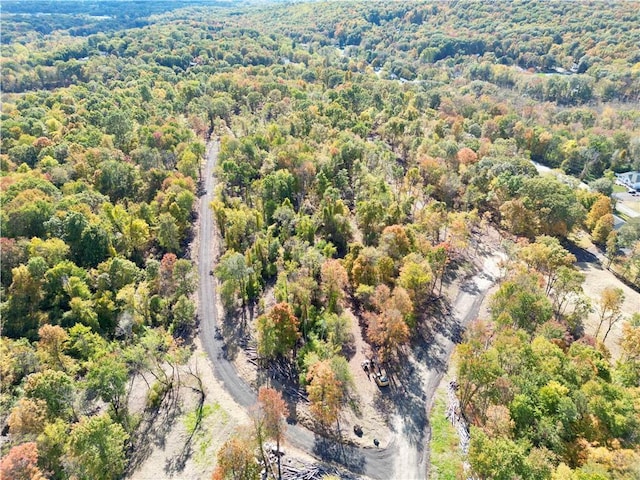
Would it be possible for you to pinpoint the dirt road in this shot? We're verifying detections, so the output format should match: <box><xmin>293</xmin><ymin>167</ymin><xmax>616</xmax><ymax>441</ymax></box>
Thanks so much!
<box><xmin>198</xmin><ymin>141</ymin><xmax>257</xmax><ymax>409</ymax></box>
<box><xmin>197</xmin><ymin>140</ymin><xmax>502</xmax><ymax>479</ymax></box>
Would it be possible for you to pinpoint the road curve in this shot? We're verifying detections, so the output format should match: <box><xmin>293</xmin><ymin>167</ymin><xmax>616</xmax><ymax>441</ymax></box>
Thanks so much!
<box><xmin>196</xmin><ymin>139</ymin><xmax>499</xmax><ymax>479</ymax></box>
<box><xmin>197</xmin><ymin>140</ymin><xmax>396</xmax><ymax>478</ymax></box>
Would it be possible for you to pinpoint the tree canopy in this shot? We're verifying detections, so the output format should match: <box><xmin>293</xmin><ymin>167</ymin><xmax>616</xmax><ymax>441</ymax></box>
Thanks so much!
<box><xmin>2</xmin><ymin>1</ymin><xmax>640</xmax><ymax>477</ymax></box>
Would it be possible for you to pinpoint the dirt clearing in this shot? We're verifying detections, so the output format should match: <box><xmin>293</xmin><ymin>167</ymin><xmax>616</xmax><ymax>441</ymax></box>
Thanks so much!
<box><xmin>127</xmin><ymin>341</ymin><xmax>249</xmax><ymax>480</ymax></box>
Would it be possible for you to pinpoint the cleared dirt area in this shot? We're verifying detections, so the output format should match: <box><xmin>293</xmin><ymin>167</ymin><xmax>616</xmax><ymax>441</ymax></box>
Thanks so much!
<box><xmin>571</xmin><ymin>232</ymin><xmax>639</xmax><ymax>359</ymax></box>
<box><xmin>127</xmin><ymin>340</ymin><xmax>335</xmax><ymax>480</ymax></box>
<box><xmin>577</xmin><ymin>264</ymin><xmax>639</xmax><ymax>360</ymax></box>
<box><xmin>126</xmin><ymin>345</ymin><xmax>248</xmax><ymax>480</ymax></box>
<box><xmin>331</xmin><ymin>309</ymin><xmax>393</xmax><ymax>448</ymax></box>
<box><xmin>226</xmin><ymin>306</ymin><xmax>395</xmax><ymax>447</ymax></box>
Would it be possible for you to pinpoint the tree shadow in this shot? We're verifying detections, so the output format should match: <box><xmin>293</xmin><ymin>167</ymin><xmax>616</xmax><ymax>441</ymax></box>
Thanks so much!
<box><xmin>125</xmin><ymin>386</ymin><xmax>182</xmax><ymax>476</ymax></box>
<box><xmin>312</xmin><ymin>434</ymin><xmax>366</xmax><ymax>474</ymax></box>
<box><xmin>341</xmin><ymin>336</ymin><xmax>357</xmax><ymax>361</ymax></box>
<box><xmin>460</xmin><ymin>280</ymin><xmax>481</xmax><ymax>295</ymax></box>
<box><xmin>441</xmin><ymin>257</ymin><xmax>465</xmax><ymax>284</ymax></box>
<box><xmin>562</xmin><ymin>239</ymin><xmax>601</xmax><ymax>266</ymax></box>
<box><xmin>220</xmin><ymin>305</ymin><xmax>254</xmax><ymax>360</ymax></box>
<box><xmin>472</xmin><ymin>240</ymin><xmax>501</xmax><ymax>260</ymax></box>
<box><xmin>164</xmin><ymin>382</ymin><xmax>207</xmax><ymax>476</ymax></box>
<box><xmin>410</xmin><ymin>296</ymin><xmax>463</xmax><ymax>371</ymax></box>
<box><xmin>256</xmin><ymin>357</ymin><xmax>307</xmax><ymax>426</ymax></box>
<box><xmin>387</xmin><ymin>360</ymin><xmax>427</xmax><ymax>446</ymax></box>
<box><xmin>164</xmin><ymin>442</ymin><xmax>191</xmax><ymax>475</ymax></box>
<box><xmin>372</xmin><ymin>388</ymin><xmax>394</xmax><ymax>424</ymax></box>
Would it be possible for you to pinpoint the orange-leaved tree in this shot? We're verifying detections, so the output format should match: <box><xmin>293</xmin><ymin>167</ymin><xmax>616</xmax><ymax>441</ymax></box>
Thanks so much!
<box><xmin>256</xmin><ymin>303</ymin><xmax>300</xmax><ymax>359</ymax></box>
<box><xmin>0</xmin><ymin>442</ymin><xmax>46</xmax><ymax>480</ymax></box>
<box><xmin>257</xmin><ymin>386</ymin><xmax>289</xmax><ymax>480</ymax></box>
<box><xmin>212</xmin><ymin>427</ymin><xmax>260</xmax><ymax>480</ymax></box>
<box><xmin>320</xmin><ymin>259</ymin><xmax>349</xmax><ymax>313</ymax></box>
<box><xmin>306</xmin><ymin>359</ymin><xmax>343</xmax><ymax>429</ymax></box>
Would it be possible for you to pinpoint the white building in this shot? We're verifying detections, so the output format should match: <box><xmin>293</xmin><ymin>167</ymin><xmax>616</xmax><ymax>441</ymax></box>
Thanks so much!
<box><xmin>616</xmin><ymin>171</ymin><xmax>640</xmax><ymax>191</ymax></box>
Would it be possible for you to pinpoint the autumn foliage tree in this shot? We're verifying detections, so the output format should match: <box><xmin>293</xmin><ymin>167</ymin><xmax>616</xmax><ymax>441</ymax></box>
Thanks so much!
<box><xmin>23</xmin><ymin>369</ymin><xmax>75</xmax><ymax>420</ymax></box>
<box><xmin>256</xmin><ymin>303</ymin><xmax>300</xmax><ymax>360</ymax></box>
<box><xmin>320</xmin><ymin>259</ymin><xmax>349</xmax><ymax>313</ymax></box>
<box><xmin>367</xmin><ymin>309</ymin><xmax>410</xmax><ymax>363</ymax></box>
<box><xmin>0</xmin><ymin>442</ymin><xmax>46</xmax><ymax>480</ymax></box>
<box><xmin>7</xmin><ymin>398</ymin><xmax>48</xmax><ymax>437</ymax></box>
<box><xmin>489</xmin><ymin>271</ymin><xmax>553</xmax><ymax>334</ymax></box>
<box><xmin>595</xmin><ymin>286</ymin><xmax>625</xmax><ymax>342</ymax></box>
<box><xmin>212</xmin><ymin>428</ymin><xmax>260</xmax><ymax>480</ymax></box>
<box><xmin>36</xmin><ymin>324</ymin><xmax>73</xmax><ymax>372</ymax></box>
<box><xmin>398</xmin><ymin>254</ymin><xmax>433</xmax><ymax>302</ymax></box>
<box><xmin>592</xmin><ymin>213</ymin><xmax>615</xmax><ymax>245</ymax></box>
<box><xmin>585</xmin><ymin>194</ymin><xmax>612</xmax><ymax>232</ymax></box>
<box><xmin>365</xmin><ymin>286</ymin><xmax>413</xmax><ymax>362</ymax></box>
<box><xmin>306</xmin><ymin>359</ymin><xmax>343</xmax><ymax>428</ymax></box>
<box><xmin>517</xmin><ymin>236</ymin><xmax>576</xmax><ymax>295</ymax></box>
<box><xmin>457</xmin><ymin>147</ymin><xmax>478</xmax><ymax>167</ymax></box>
<box><xmin>257</xmin><ymin>386</ymin><xmax>289</xmax><ymax>480</ymax></box>
<box><xmin>617</xmin><ymin>315</ymin><xmax>640</xmax><ymax>387</ymax></box>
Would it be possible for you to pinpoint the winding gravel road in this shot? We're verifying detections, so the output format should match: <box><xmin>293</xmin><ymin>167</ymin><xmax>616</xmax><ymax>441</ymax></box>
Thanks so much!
<box><xmin>198</xmin><ymin>141</ymin><xmax>257</xmax><ymax>409</ymax></box>
<box><xmin>197</xmin><ymin>140</ymin><xmax>501</xmax><ymax>479</ymax></box>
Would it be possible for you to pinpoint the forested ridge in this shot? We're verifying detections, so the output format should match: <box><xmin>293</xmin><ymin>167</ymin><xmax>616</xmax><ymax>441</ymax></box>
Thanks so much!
<box><xmin>1</xmin><ymin>1</ymin><xmax>639</xmax><ymax>479</ymax></box>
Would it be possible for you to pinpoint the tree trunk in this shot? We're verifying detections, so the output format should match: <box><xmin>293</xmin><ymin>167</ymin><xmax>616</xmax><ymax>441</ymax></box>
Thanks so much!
<box><xmin>336</xmin><ymin>416</ymin><xmax>346</xmax><ymax>462</ymax></box>
<box><xmin>276</xmin><ymin>437</ymin><xmax>282</xmax><ymax>480</ymax></box>
<box><xmin>603</xmin><ymin>317</ymin><xmax>619</xmax><ymax>343</ymax></box>
<box><xmin>594</xmin><ymin>317</ymin><xmax>605</xmax><ymax>339</ymax></box>
<box><xmin>257</xmin><ymin>438</ymin><xmax>270</xmax><ymax>480</ymax></box>
<box><xmin>603</xmin><ymin>323</ymin><xmax>613</xmax><ymax>342</ymax></box>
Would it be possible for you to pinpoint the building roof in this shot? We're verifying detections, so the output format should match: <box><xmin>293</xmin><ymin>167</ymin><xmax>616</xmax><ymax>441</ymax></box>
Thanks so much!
<box><xmin>617</xmin><ymin>171</ymin><xmax>640</xmax><ymax>182</ymax></box>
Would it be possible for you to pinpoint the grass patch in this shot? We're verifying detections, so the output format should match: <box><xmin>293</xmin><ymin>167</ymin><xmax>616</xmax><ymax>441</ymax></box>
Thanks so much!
<box><xmin>613</xmin><ymin>184</ymin><xmax>627</xmax><ymax>193</ymax></box>
<box><xmin>616</xmin><ymin>211</ymin><xmax>632</xmax><ymax>222</ymax></box>
<box><xmin>184</xmin><ymin>401</ymin><xmax>229</xmax><ymax>435</ymax></box>
<box><xmin>570</xmin><ymin>233</ymin><xmax>591</xmax><ymax>249</ymax></box>
<box><xmin>430</xmin><ymin>394</ymin><xmax>464</xmax><ymax>480</ymax></box>
<box><xmin>196</xmin><ymin>436</ymin><xmax>213</xmax><ymax>464</ymax></box>
<box><xmin>184</xmin><ymin>403</ymin><xmax>213</xmax><ymax>435</ymax></box>
<box><xmin>184</xmin><ymin>401</ymin><xmax>230</xmax><ymax>466</ymax></box>
<box><xmin>210</xmin><ymin>400</ymin><xmax>229</xmax><ymax>424</ymax></box>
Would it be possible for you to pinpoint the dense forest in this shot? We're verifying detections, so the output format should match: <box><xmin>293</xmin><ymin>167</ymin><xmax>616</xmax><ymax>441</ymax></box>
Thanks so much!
<box><xmin>1</xmin><ymin>1</ymin><xmax>639</xmax><ymax>479</ymax></box>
